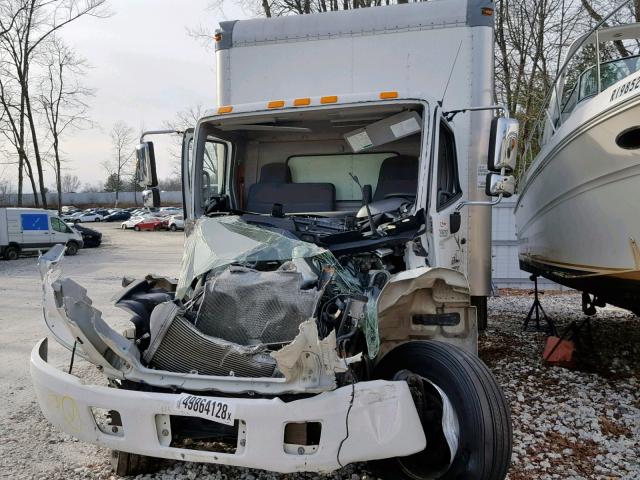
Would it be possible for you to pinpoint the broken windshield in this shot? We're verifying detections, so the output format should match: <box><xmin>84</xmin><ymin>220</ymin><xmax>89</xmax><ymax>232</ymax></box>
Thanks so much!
<box><xmin>176</xmin><ymin>216</ymin><xmax>328</xmax><ymax>299</ymax></box>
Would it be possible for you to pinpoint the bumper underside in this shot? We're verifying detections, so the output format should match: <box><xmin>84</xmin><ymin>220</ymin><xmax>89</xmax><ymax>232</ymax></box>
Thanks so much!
<box><xmin>31</xmin><ymin>338</ymin><xmax>426</xmax><ymax>473</ymax></box>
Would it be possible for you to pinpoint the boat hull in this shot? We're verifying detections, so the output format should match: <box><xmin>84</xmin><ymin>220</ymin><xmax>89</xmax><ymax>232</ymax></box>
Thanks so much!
<box><xmin>515</xmin><ymin>94</ymin><xmax>640</xmax><ymax>314</ymax></box>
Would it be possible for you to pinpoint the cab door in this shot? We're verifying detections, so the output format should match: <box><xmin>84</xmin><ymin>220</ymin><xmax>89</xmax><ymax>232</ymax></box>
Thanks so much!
<box><xmin>181</xmin><ymin>128</ymin><xmax>194</xmax><ymax>221</ymax></box>
<box><xmin>427</xmin><ymin>116</ymin><xmax>466</xmax><ymax>274</ymax></box>
<box><xmin>50</xmin><ymin>217</ymin><xmax>73</xmax><ymax>245</ymax></box>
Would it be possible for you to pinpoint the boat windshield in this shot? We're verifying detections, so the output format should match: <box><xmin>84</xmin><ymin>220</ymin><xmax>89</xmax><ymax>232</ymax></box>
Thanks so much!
<box><xmin>561</xmin><ymin>54</ymin><xmax>640</xmax><ymax>117</ymax></box>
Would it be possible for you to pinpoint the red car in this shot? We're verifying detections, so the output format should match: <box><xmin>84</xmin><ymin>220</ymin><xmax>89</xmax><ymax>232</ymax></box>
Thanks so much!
<box><xmin>133</xmin><ymin>218</ymin><xmax>165</xmax><ymax>231</ymax></box>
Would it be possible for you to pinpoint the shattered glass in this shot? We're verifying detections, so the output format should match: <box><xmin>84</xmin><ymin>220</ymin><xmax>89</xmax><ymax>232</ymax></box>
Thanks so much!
<box><xmin>176</xmin><ymin>216</ymin><xmax>326</xmax><ymax>300</ymax></box>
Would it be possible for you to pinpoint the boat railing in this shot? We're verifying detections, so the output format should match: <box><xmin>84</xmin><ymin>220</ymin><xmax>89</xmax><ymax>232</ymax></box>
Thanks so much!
<box><xmin>517</xmin><ymin>0</ymin><xmax>633</xmax><ymax>188</ymax></box>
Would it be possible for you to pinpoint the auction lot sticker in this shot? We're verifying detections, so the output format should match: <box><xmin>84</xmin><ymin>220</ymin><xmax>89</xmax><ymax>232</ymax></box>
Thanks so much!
<box><xmin>175</xmin><ymin>394</ymin><xmax>235</xmax><ymax>426</ymax></box>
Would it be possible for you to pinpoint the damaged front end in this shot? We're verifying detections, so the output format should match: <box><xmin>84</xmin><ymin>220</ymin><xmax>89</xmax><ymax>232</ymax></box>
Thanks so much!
<box><xmin>31</xmin><ymin>216</ymin><xmax>441</xmax><ymax>472</ymax></box>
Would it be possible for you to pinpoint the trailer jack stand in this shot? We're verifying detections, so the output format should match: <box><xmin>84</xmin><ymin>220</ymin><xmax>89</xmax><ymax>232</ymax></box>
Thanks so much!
<box><xmin>523</xmin><ymin>275</ymin><xmax>556</xmax><ymax>334</ymax></box>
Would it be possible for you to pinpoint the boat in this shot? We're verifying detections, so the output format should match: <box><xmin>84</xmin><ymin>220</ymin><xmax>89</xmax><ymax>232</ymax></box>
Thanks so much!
<box><xmin>515</xmin><ymin>11</ymin><xmax>640</xmax><ymax>315</ymax></box>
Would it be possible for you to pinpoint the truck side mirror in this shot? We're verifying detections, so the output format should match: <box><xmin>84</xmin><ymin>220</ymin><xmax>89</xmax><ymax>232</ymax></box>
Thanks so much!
<box><xmin>136</xmin><ymin>142</ymin><xmax>158</xmax><ymax>188</ymax></box>
<box><xmin>488</xmin><ymin>117</ymin><xmax>519</xmax><ymax>172</ymax></box>
<box><xmin>142</xmin><ymin>187</ymin><xmax>160</xmax><ymax>208</ymax></box>
<box><xmin>485</xmin><ymin>173</ymin><xmax>515</xmax><ymax>197</ymax></box>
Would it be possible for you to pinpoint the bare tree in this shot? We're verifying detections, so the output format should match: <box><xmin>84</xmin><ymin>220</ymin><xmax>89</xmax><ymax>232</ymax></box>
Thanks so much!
<box><xmin>0</xmin><ymin>0</ymin><xmax>109</xmax><ymax>208</ymax></box>
<box><xmin>39</xmin><ymin>36</ymin><xmax>92</xmax><ymax>214</ymax></box>
<box><xmin>81</xmin><ymin>181</ymin><xmax>102</xmax><ymax>193</ymax></box>
<box><xmin>0</xmin><ymin>75</ymin><xmax>39</xmax><ymax>205</ymax></box>
<box><xmin>61</xmin><ymin>173</ymin><xmax>80</xmax><ymax>193</ymax></box>
<box><xmin>0</xmin><ymin>1</ymin><xmax>25</xmax><ymax>37</ymax></box>
<box><xmin>103</xmin><ymin>121</ymin><xmax>135</xmax><ymax>207</ymax></box>
<box><xmin>0</xmin><ymin>167</ymin><xmax>13</xmax><ymax>205</ymax></box>
<box><xmin>164</xmin><ymin>104</ymin><xmax>203</xmax><ymax>176</ymax></box>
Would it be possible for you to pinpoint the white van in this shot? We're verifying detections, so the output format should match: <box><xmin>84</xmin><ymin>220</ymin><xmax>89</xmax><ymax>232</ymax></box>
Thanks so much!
<box><xmin>0</xmin><ymin>208</ymin><xmax>83</xmax><ymax>260</ymax></box>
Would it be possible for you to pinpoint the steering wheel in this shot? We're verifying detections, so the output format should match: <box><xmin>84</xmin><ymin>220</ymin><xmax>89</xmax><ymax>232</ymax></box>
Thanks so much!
<box><xmin>383</xmin><ymin>193</ymin><xmax>417</xmax><ymax>200</ymax></box>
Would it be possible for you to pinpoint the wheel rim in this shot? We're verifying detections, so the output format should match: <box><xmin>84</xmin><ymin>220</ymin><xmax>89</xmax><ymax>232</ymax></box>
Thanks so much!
<box><xmin>393</xmin><ymin>370</ymin><xmax>460</xmax><ymax>480</ymax></box>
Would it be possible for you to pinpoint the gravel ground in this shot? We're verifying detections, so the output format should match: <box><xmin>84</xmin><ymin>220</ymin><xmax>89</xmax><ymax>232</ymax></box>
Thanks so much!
<box><xmin>0</xmin><ymin>223</ymin><xmax>638</xmax><ymax>479</ymax></box>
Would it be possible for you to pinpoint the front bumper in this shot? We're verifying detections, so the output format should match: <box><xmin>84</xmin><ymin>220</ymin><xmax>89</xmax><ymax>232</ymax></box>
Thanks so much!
<box><xmin>31</xmin><ymin>338</ymin><xmax>426</xmax><ymax>473</ymax></box>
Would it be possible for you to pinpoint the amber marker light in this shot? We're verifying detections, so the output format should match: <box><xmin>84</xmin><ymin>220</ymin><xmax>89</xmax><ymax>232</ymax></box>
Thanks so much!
<box><xmin>320</xmin><ymin>95</ymin><xmax>338</xmax><ymax>104</ymax></box>
<box><xmin>268</xmin><ymin>100</ymin><xmax>285</xmax><ymax>109</ymax></box>
<box><xmin>379</xmin><ymin>91</ymin><xmax>399</xmax><ymax>99</ymax></box>
<box><xmin>217</xmin><ymin>105</ymin><xmax>233</xmax><ymax>114</ymax></box>
<box><xmin>293</xmin><ymin>98</ymin><xmax>311</xmax><ymax>106</ymax></box>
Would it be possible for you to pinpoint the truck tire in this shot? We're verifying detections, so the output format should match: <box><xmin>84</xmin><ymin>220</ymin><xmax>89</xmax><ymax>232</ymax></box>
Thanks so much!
<box><xmin>472</xmin><ymin>295</ymin><xmax>488</xmax><ymax>331</ymax></box>
<box><xmin>110</xmin><ymin>450</ymin><xmax>156</xmax><ymax>476</ymax></box>
<box><xmin>3</xmin><ymin>245</ymin><xmax>19</xmax><ymax>260</ymax></box>
<box><xmin>65</xmin><ymin>242</ymin><xmax>79</xmax><ymax>256</ymax></box>
<box><xmin>372</xmin><ymin>341</ymin><xmax>512</xmax><ymax>480</ymax></box>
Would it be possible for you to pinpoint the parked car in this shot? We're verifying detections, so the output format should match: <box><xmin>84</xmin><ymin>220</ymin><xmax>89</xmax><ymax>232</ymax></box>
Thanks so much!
<box><xmin>68</xmin><ymin>224</ymin><xmax>102</xmax><ymax>248</ymax></box>
<box><xmin>166</xmin><ymin>214</ymin><xmax>184</xmax><ymax>231</ymax></box>
<box><xmin>121</xmin><ymin>217</ymin><xmax>144</xmax><ymax>230</ymax></box>
<box><xmin>160</xmin><ymin>207</ymin><xmax>182</xmax><ymax>215</ymax></box>
<box><xmin>133</xmin><ymin>218</ymin><xmax>165</xmax><ymax>231</ymax></box>
<box><xmin>89</xmin><ymin>208</ymin><xmax>110</xmax><ymax>217</ymax></box>
<box><xmin>72</xmin><ymin>212</ymin><xmax>104</xmax><ymax>223</ymax></box>
<box><xmin>104</xmin><ymin>211</ymin><xmax>131</xmax><ymax>222</ymax></box>
<box><xmin>61</xmin><ymin>206</ymin><xmax>81</xmax><ymax>215</ymax></box>
<box><xmin>60</xmin><ymin>212</ymin><xmax>79</xmax><ymax>222</ymax></box>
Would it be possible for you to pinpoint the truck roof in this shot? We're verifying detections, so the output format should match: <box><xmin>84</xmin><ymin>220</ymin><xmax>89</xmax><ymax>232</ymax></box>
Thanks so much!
<box><xmin>216</xmin><ymin>0</ymin><xmax>493</xmax><ymax>50</ymax></box>
<box><xmin>205</xmin><ymin>91</ymin><xmax>432</xmax><ymax>119</ymax></box>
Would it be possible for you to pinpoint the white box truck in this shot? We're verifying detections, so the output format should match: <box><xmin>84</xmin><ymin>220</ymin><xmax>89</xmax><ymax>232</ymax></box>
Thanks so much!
<box><xmin>0</xmin><ymin>208</ymin><xmax>83</xmax><ymax>260</ymax></box>
<box><xmin>31</xmin><ymin>1</ymin><xmax>518</xmax><ymax>479</ymax></box>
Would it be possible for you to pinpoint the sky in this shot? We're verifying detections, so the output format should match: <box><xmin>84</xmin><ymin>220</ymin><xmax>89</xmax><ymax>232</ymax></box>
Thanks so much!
<box><xmin>20</xmin><ymin>0</ymin><xmax>254</xmax><ymax>187</ymax></box>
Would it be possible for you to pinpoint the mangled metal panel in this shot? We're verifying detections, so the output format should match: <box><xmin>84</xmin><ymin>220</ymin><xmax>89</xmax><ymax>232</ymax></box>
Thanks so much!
<box><xmin>195</xmin><ymin>263</ymin><xmax>322</xmax><ymax>345</ymax></box>
<box><xmin>36</xmin><ymin>245</ymin><xmax>349</xmax><ymax>394</ymax></box>
<box><xmin>376</xmin><ymin>266</ymin><xmax>478</xmax><ymax>355</ymax></box>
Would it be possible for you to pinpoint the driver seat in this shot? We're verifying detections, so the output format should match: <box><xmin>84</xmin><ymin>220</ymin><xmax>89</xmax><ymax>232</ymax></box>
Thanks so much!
<box><xmin>373</xmin><ymin>155</ymin><xmax>419</xmax><ymax>201</ymax></box>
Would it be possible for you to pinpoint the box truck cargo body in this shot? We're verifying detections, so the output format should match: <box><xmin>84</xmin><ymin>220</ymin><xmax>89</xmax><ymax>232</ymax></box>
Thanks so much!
<box><xmin>30</xmin><ymin>2</ymin><xmax>518</xmax><ymax>479</ymax></box>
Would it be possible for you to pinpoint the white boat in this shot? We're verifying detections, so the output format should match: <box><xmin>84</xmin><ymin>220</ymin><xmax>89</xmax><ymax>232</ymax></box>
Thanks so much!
<box><xmin>515</xmin><ymin>17</ymin><xmax>640</xmax><ymax>315</ymax></box>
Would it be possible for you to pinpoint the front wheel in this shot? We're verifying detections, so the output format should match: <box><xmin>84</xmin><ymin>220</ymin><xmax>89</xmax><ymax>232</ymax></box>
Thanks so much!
<box><xmin>3</xmin><ymin>245</ymin><xmax>19</xmax><ymax>260</ymax></box>
<box><xmin>373</xmin><ymin>341</ymin><xmax>512</xmax><ymax>480</ymax></box>
<box><xmin>133</xmin><ymin>226</ymin><xmax>140</xmax><ymax>232</ymax></box>
<box><xmin>65</xmin><ymin>242</ymin><xmax>79</xmax><ymax>256</ymax></box>
<box><xmin>170</xmin><ymin>224</ymin><xmax>177</xmax><ymax>232</ymax></box>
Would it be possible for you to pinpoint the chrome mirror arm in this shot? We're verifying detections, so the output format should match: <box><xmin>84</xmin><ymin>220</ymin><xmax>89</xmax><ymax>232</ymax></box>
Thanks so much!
<box><xmin>140</xmin><ymin>129</ymin><xmax>183</xmax><ymax>143</ymax></box>
<box><xmin>455</xmin><ymin>194</ymin><xmax>503</xmax><ymax>212</ymax></box>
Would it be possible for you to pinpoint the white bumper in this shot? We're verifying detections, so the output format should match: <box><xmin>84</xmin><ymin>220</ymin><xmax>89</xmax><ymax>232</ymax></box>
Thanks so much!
<box><xmin>31</xmin><ymin>338</ymin><xmax>426</xmax><ymax>473</ymax></box>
